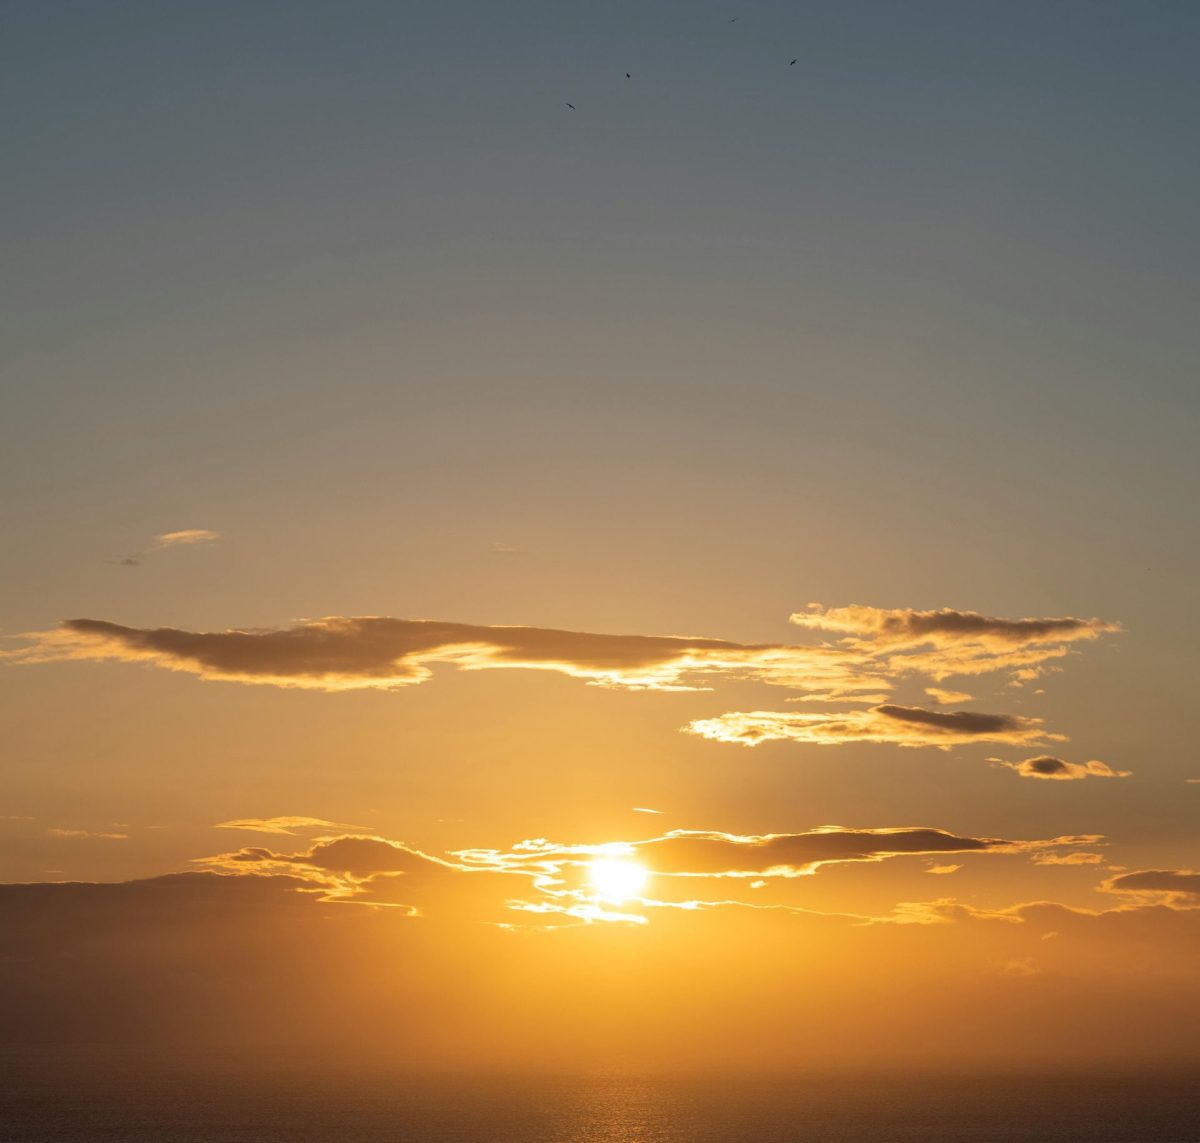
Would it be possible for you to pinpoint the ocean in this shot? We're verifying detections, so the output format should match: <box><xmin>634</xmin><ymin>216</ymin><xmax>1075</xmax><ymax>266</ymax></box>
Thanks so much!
<box><xmin>1</xmin><ymin>1064</ymin><xmax>1196</xmax><ymax>1142</ymax></box>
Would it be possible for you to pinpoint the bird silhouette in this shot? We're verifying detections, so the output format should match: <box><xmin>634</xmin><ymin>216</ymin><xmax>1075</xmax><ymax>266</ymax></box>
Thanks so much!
<box><xmin>626</xmin><ymin>72</ymin><xmax>631</xmax><ymax>78</ymax></box>
<box><xmin>790</xmin><ymin>58</ymin><xmax>797</xmax><ymax>65</ymax></box>
<box><xmin>566</xmin><ymin>103</ymin><xmax>575</xmax><ymax>110</ymax></box>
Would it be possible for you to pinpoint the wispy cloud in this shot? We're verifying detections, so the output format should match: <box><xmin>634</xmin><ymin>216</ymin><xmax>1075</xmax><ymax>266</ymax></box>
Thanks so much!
<box><xmin>151</xmin><ymin>529</ymin><xmax>220</xmax><ymax>549</ymax></box>
<box><xmin>214</xmin><ymin>816</ymin><xmax>369</xmax><ymax>837</ymax></box>
<box><xmin>1030</xmin><ymin>851</ymin><xmax>1107</xmax><ymax>865</ymax></box>
<box><xmin>113</xmin><ymin>528</ymin><xmax>220</xmax><ymax>567</ymax></box>
<box><xmin>47</xmin><ymin>828</ymin><xmax>128</xmax><ymax>840</ymax></box>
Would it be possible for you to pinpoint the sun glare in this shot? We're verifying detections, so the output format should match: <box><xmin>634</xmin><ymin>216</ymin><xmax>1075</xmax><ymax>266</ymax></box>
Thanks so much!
<box><xmin>588</xmin><ymin>857</ymin><xmax>649</xmax><ymax>903</ymax></box>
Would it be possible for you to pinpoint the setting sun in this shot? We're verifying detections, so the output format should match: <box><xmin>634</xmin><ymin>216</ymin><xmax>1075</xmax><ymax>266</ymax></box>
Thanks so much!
<box><xmin>588</xmin><ymin>857</ymin><xmax>649</xmax><ymax>903</ymax></box>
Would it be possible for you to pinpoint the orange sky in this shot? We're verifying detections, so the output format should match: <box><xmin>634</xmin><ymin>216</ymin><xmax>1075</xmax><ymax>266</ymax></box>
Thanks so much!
<box><xmin>2</xmin><ymin>1</ymin><xmax>1198</xmax><ymax>1075</ymax></box>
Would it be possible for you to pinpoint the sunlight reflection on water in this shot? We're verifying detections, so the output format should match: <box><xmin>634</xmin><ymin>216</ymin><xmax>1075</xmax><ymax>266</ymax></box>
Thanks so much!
<box><xmin>1</xmin><ymin>1064</ymin><xmax>1197</xmax><ymax>1143</ymax></box>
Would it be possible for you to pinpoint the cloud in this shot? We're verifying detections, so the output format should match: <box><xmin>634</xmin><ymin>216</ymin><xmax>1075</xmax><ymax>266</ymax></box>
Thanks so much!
<box><xmin>458</xmin><ymin>825</ymin><xmax>1097</xmax><ymax>882</ymax></box>
<box><xmin>151</xmin><ymin>529</ymin><xmax>220</xmax><ymax>549</ymax></box>
<box><xmin>792</xmin><ymin>603</ymin><xmax>1115</xmax><ymax>648</ymax></box>
<box><xmin>792</xmin><ymin>604</ymin><xmax>1118</xmax><ymax>683</ymax></box>
<box><xmin>47</xmin><ymin>828</ymin><xmax>128</xmax><ymax>840</ymax></box>
<box><xmin>998</xmin><ymin>957</ymin><xmax>1041</xmax><ymax>976</ymax></box>
<box><xmin>3</xmin><ymin>605</ymin><xmax>1116</xmax><ymax>754</ymax></box>
<box><xmin>187</xmin><ymin>823</ymin><xmax>1101</xmax><ymax>925</ymax></box>
<box><xmin>925</xmin><ymin>687</ymin><xmax>973</xmax><ymax>705</ymax></box>
<box><xmin>214</xmin><ymin>816</ymin><xmax>369</xmax><ymax>837</ymax></box>
<box><xmin>4</xmin><ymin>604</ymin><xmax>1115</xmax><ymax>702</ymax></box>
<box><xmin>926</xmin><ymin>864</ymin><xmax>962</xmax><ymax>874</ymax></box>
<box><xmin>991</xmin><ymin>756</ymin><xmax>1131</xmax><ymax>781</ymax></box>
<box><xmin>1102</xmin><ymin>870</ymin><xmax>1200</xmax><ymax>901</ymax></box>
<box><xmin>3</xmin><ymin>870</ymin><xmax>1197</xmax><ymax>1071</ymax></box>
<box><xmin>1030</xmin><ymin>852</ymin><xmax>1107</xmax><ymax>866</ymax></box>
<box><xmin>632</xmin><ymin>807</ymin><xmax>663</xmax><ymax>815</ymax></box>
<box><xmin>0</xmin><ymin>615</ymin><xmax>888</xmax><ymax>696</ymax></box>
<box><xmin>112</xmin><ymin>529</ymin><xmax>220</xmax><ymax>568</ymax></box>
<box><xmin>197</xmin><ymin>834</ymin><xmax>544</xmax><ymax>918</ymax></box>
<box><xmin>687</xmin><ymin>704</ymin><xmax>1060</xmax><ymax>749</ymax></box>
<box><xmin>203</xmin><ymin>835</ymin><xmax>459</xmax><ymax>878</ymax></box>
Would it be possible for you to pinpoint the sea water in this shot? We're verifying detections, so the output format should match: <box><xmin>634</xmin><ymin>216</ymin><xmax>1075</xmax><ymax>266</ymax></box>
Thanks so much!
<box><xmin>1</xmin><ymin>1061</ymin><xmax>1196</xmax><ymax>1142</ymax></box>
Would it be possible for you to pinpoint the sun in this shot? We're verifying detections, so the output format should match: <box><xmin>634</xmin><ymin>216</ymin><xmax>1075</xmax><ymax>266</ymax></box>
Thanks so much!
<box><xmin>588</xmin><ymin>857</ymin><xmax>649</xmax><ymax>903</ymax></box>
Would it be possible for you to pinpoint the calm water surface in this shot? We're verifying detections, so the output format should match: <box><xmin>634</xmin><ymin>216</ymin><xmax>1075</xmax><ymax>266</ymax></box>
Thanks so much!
<box><xmin>1</xmin><ymin>1061</ymin><xmax>1196</xmax><ymax>1142</ymax></box>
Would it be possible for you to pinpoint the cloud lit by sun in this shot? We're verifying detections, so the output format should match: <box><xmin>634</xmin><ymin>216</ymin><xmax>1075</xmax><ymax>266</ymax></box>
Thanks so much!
<box><xmin>588</xmin><ymin>857</ymin><xmax>649</xmax><ymax>903</ymax></box>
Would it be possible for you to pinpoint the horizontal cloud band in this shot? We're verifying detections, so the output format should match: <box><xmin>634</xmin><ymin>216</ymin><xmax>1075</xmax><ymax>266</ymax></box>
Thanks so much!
<box><xmin>687</xmin><ymin>705</ymin><xmax>1062</xmax><ymax>748</ymax></box>
<box><xmin>2</xmin><ymin>606</ymin><xmax>1116</xmax><ymax>753</ymax></box>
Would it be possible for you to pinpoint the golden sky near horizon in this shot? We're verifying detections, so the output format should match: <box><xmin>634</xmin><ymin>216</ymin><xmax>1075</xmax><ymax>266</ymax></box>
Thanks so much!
<box><xmin>1</xmin><ymin>0</ymin><xmax>1198</xmax><ymax>1071</ymax></box>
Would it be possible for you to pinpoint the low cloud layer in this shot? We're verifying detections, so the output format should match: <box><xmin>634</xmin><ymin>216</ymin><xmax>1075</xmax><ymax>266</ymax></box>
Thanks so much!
<box><xmin>2</xmin><ymin>865</ymin><xmax>1198</xmax><ymax>1070</ymax></box>
<box><xmin>187</xmin><ymin>823</ymin><xmax>1103</xmax><ymax>925</ymax></box>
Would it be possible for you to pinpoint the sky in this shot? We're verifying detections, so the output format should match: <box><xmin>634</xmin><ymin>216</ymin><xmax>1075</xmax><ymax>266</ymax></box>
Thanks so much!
<box><xmin>1</xmin><ymin>0</ymin><xmax>1198</xmax><ymax>1073</ymax></box>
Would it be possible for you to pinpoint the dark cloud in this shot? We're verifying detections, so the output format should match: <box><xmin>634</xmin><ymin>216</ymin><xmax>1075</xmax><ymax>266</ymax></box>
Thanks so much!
<box><xmin>1103</xmin><ymin>870</ymin><xmax>1200</xmax><ymax>898</ymax></box>
<box><xmin>875</xmin><ymin>705</ymin><xmax>1021</xmax><ymax>734</ymax></box>
<box><xmin>628</xmin><ymin>827</ymin><xmax>1017</xmax><ymax>875</ymax></box>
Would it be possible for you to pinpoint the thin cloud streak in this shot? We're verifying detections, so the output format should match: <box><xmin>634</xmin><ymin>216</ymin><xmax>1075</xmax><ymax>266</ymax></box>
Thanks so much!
<box><xmin>151</xmin><ymin>529</ymin><xmax>221</xmax><ymax>549</ymax></box>
<box><xmin>687</xmin><ymin>705</ymin><xmax>1061</xmax><ymax>749</ymax></box>
<box><xmin>214</xmin><ymin>816</ymin><xmax>370</xmax><ymax>837</ymax></box>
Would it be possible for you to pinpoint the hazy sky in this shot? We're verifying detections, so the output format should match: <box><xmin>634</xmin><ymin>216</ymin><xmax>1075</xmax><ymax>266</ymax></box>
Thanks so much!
<box><xmin>1</xmin><ymin>1</ymin><xmax>1198</xmax><ymax>1070</ymax></box>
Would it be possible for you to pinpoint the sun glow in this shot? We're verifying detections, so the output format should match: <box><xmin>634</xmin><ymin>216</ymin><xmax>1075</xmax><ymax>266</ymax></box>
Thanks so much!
<box><xmin>588</xmin><ymin>857</ymin><xmax>649</xmax><ymax>903</ymax></box>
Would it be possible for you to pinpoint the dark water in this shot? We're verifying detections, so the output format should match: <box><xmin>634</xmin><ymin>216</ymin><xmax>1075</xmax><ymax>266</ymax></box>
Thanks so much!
<box><xmin>1</xmin><ymin>1065</ymin><xmax>1196</xmax><ymax>1142</ymax></box>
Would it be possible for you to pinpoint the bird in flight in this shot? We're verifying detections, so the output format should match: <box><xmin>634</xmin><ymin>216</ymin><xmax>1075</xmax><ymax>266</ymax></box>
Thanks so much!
<box><xmin>566</xmin><ymin>103</ymin><xmax>575</xmax><ymax>110</ymax></box>
<box><xmin>790</xmin><ymin>58</ymin><xmax>797</xmax><ymax>65</ymax></box>
<box><xmin>626</xmin><ymin>72</ymin><xmax>631</xmax><ymax>78</ymax></box>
